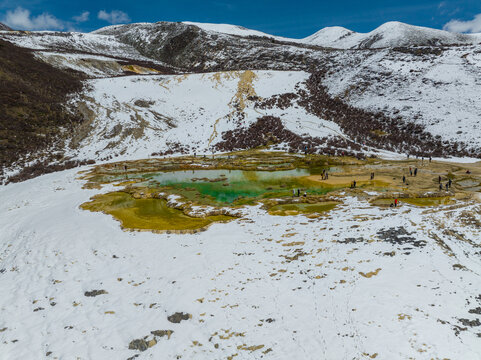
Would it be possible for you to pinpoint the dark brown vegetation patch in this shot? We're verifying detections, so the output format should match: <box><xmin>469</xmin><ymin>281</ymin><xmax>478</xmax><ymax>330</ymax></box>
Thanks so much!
<box><xmin>215</xmin><ymin>115</ymin><xmax>364</xmax><ymax>158</ymax></box>
<box><xmin>0</xmin><ymin>39</ymin><xmax>85</xmax><ymax>182</ymax></box>
<box><xmin>298</xmin><ymin>69</ymin><xmax>479</xmax><ymax>158</ymax></box>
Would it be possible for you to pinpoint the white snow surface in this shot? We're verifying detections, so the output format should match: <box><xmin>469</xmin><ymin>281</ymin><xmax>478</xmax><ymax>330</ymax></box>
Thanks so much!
<box><xmin>0</xmin><ymin>168</ymin><xmax>480</xmax><ymax>359</ymax></box>
<box><xmin>0</xmin><ymin>31</ymin><xmax>159</xmax><ymax>62</ymax></box>
<box><xmin>321</xmin><ymin>46</ymin><xmax>481</xmax><ymax>148</ymax></box>
<box><xmin>68</xmin><ymin>70</ymin><xmax>342</xmax><ymax>162</ymax></box>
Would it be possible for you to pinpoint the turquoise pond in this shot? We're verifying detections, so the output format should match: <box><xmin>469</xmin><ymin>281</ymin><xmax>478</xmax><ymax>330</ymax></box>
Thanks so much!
<box><xmin>121</xmin><ymin>168</ymin><xmax>334</xmax><ymax>204</ymax></box>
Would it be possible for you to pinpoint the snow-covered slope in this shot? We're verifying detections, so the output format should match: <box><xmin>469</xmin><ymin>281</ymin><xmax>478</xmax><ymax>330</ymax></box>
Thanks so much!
<box><xmin>0</xmin><ymin>31</ymin><xmax>169</xmax><ymax>64</ymax></box>
<box><xmin>0</xmin><ymin>166</ymin><xmax>480</xmax><ymax>359</ymax></box>
<box><xmin>182</xmin><ymin>21</ymin><xmax>294</xmax><ymax>42</ymax></box>
<box><xmin>320</xmin><ymin>45</ymin><xmax>481</xmax><ymax>148</ymax></box>
<box><xmin>68</xmin><ymin>70</ymin><xmax>343</xmax><ymax>161</ymax></box>
<box><xmin>303</xmin><ymin>21</ymin><xmax>481</xmax><ymax>49</ymax></box>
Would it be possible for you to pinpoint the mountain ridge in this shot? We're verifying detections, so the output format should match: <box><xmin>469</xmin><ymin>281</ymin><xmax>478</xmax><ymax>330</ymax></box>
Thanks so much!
<box><xmin>303</xmin><ymin>21</ymin><xmax>481</xmax><ymax>48</ymax></box>
<box><xmin>93</xmin><ymin>20</ymin><xmax>481</xmax><ymax>49</ymax></box>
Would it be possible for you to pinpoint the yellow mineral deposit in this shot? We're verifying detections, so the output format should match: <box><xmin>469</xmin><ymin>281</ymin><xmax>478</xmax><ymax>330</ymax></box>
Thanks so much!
<box><xmin>359</xmin><ymin>268</ymin><xmax>382</xmax><ymax>278</ymax></box>
<box><xmin>80</xmin><ymin>192</ymin><xmax>234</xmax><ymax>233</ymax></box>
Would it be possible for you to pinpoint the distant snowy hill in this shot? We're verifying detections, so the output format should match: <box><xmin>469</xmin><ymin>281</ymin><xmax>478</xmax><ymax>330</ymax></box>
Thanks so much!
<box><xmin>303</xmin><ymin>21</ymin><xmax>481</xmax><ymax>49</ymax></box>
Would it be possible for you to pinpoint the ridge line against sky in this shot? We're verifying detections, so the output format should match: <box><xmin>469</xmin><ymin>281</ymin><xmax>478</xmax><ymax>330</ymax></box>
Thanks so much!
<box><xmin>0</xmin><ymin>1</ymin><xmax>481</xmax><ymax>37</ymax></box>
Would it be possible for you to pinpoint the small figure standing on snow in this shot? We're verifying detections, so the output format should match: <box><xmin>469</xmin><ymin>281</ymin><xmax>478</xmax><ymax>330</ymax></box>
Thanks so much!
<box><xmin>394</xmin><ymin>198</ymin><xmax>398</xmax><ymax>207</ymax></box>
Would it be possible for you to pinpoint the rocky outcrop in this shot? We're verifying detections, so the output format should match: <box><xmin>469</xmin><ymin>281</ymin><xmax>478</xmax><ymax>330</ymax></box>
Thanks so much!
<box><xmin>0</xmin><ymin>23</ymin><xmax>12</xmax><ymax>31</ymax></box>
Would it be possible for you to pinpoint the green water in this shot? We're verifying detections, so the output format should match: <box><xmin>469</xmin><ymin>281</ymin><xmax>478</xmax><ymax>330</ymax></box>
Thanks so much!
<box><xmin>141</xmin><ymin>169</ymin><xmax>330</xmax><ymax>204</ymax></box>
<box><xmin>81</xmin><ymin>192</ymin><xmax>233</xmax><ymax>232</ymax></box>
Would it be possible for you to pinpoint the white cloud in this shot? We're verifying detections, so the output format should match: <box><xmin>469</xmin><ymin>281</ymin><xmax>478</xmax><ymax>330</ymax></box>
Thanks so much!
<box><xmin>73</xmin><ymin>11</ymin><xmax>89</xmax><ymax>23</ymax></box>
<box><xmin>97</xmin><ymin>10</ymin><xmax>130</xmax><ymax>24</ymax></box>
<box><xmin>443</xmin><ymin>13</ymin><xmax>481</xmax><ymax>33</ymax></box>
<box><xmin>2</xmin><ymin>7</ymin><xmax>64</xmax><ymax>30</ymax></box>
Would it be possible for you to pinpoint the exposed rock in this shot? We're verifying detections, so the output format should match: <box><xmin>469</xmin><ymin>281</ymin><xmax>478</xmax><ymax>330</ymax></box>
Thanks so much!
<box><xmin>167</xmin><ymin>312</ymin><xmax>191</xmax><ymax>323</ymax></box>
<box><xmin>458</xmin><ymin>318</ymin><xmax>481</xmax><ymax>327</ymax></box>
<box><xmin>151</xmin><ymin>330</ymin><xmax>174</xmax><ymax>338</ymax></box>
<box><xmin>128</xmin><ymin>339</ymin><xmax>149</xmax><ymax>352</ymax></box>
<box><xmin>377</xmin><ymin>227</ymin><xmax>426</xmax><ymax>248</ymax></box>
<box><xmin>84</xmin><ymin>289</ymin><xmax>108</xmax><ymax>297</ymax></box>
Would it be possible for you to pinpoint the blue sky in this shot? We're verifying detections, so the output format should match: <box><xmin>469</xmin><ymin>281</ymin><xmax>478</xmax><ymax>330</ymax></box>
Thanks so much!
<box><xmin>1</xmin><ymin>0</ymin><xmax>481</xmax><ymax>37</ymax></box>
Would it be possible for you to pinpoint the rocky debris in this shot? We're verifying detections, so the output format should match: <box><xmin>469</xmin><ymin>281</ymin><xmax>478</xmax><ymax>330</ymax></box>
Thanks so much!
<box><xmin>134</xmin><ymin>99</ymin><xmax>155</xmax><ymax>108</ymax></box>
<box><xmin>377</xmin><ymin>227</ymin><xmax>426</xmax><ymax>248</ymax></box>
<box><xmin>84</xmin><ymin>289</ymin><xmax>108</xmax><ymax>297</ymax></box>
<box><xmin>337</xmin><ymin>237</ymin><xmax>365</xmax><ymax>244</ymax></box>
<box><xmin>128</xmin><ymin>330</ymin><xmax>174</xmax><ymax>352</ymax></box>
<box><xmin>151</xmin><ymin>330</ymin><xmax>174</xmax><ymax>338</ymax></box>
<box><xmin>458</xmin><ymin>318</ymin><xmax>481</xmax><ymax>327</ymax></box>
<box><xmin>167</xmin><ymin>312</ymin><xmax>191</xmax><ymax>323</ymax></box>
<box><xmin>128</xmin><ymin>339</ymin><xmax>152</xmax><ymax>352</ymax></box>
<box><xmin>469</xmin><ymin>307</ymin><xmax>481</xmax><ymax>315</ymax></box>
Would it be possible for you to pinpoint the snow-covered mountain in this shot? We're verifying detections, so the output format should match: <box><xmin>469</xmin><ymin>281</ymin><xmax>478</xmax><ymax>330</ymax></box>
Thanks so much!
<box><xmin>303</xmin><ymin>21</ymin><xmax>481</xmax><ymax>49</ymax></box>
<box><xmin>1</xmin><ymin>20</ymin><xmax>481</xmax><ymax>182</ymax></box>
